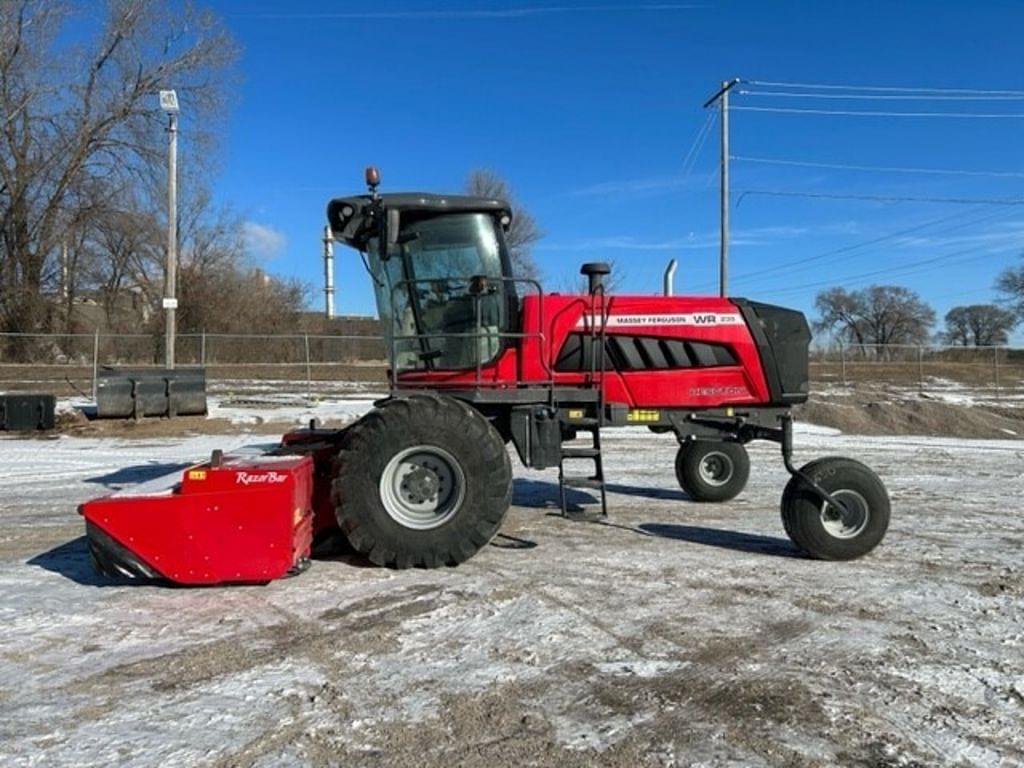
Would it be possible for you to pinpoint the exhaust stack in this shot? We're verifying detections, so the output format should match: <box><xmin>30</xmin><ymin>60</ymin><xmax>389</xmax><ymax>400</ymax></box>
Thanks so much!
<box><xmin>663</xmin><ymin>259</ymin><xmax>677</xmax><ymax>296</ymax></box>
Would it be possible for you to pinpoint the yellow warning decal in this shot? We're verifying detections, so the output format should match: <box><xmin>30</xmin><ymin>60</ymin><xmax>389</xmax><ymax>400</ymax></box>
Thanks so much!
<box><xmin>567</xmin><ymin>409</ymin><xmax>585</xmax><ymax>419</ymax></box>
<box><xmin>626</xmin><ymin>409</ymin><xmax>660</xmax><ymax>423</ymax></box>
<box><xmin>188</xmin><ymin>470</ymin><xmax>207</xmax><ymax>481</ymax></box>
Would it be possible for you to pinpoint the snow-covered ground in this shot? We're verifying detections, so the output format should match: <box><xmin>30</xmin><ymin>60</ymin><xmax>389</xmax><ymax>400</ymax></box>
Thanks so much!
<box><xmin>0</xmin><ymin>425</ymin><xmax>1022</xmax><ymax>767</ymax></box>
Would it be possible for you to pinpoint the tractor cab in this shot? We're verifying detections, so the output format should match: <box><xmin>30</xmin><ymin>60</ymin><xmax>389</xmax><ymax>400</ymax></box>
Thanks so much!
<box><xmin>327</xmin><ymin>169</ymin><xmax>519</xmax><ymax>373</ymax></box>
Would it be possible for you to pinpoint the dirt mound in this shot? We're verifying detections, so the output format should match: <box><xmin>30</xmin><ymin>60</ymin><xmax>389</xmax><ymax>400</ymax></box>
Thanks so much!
<box><xmin>797</xmin><ymin>390</ymin><xmax>1024</xmax><ymax>439</ymax></box>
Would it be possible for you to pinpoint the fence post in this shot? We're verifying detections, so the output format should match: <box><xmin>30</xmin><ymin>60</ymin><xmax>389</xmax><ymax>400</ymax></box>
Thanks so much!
<box><xmin>917</xmin><ymin>345</ymin><xmax>924</xmax><ymax>394</ymax></box>
<box><xmin>839</xmin><ymin>340</ymin><xmax>847</xmax><ymax>387</ymax></box>
<box><xmin>304</xmin><ymin>333</ymin><xmax>312</xmax><ymax>401</ymax></box>
<box><xmin>994</xmin><ymin>346</ymin><xmax>1000</xmax><ymax>400</ymax></box>
<box><xmin>200</xmin><ymin>330</ymin><xmax>206</xmax><ymax>367</ymax></box>
<box><xmin>91</xmin><ymin>329</ymin><xmax>100</xmax><ymax>402</ymax></box>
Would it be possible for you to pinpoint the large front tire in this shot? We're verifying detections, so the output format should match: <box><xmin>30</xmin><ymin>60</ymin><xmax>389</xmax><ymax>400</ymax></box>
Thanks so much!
<box><xmin>781</xmin><ymin>457</ymin><xmax>890</xmax><ymax>561</ymax></box>
<box><xmin>331</xmin><ymin>395</ymin><xmax>512</xmax><ymax>568</ymax></box>
<box><xmin>675</xmin><ymin>440</ymin><xmax>750</xmax><ymax>502</ymax></box>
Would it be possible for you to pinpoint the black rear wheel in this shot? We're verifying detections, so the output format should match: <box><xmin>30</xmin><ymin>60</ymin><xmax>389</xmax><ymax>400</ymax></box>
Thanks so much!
<box><xmin>675</xmin><ymin>440</ymin><xmax>750</xmax><ymax>502</ymax></box>
<box><xmin>781</xmin><ymin>457</ymin><xmax>890</xmax><ymax>560</ymax></box>
<box><xmin>331</xmin><ymin>395</ymin><xmax>512</xmax><ymax>568</ymax></box>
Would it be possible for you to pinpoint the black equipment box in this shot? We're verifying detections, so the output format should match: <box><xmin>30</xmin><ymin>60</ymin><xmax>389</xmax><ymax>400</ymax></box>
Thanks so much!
<box><xmin>0</xmin><ymin>393</ymin><xmax>57</xmax><ymax>431</ymax></box>
<box><xmin>95</xmin><ymin>368</ymin><xmax>207</xmax><ymax>419</ymax></box>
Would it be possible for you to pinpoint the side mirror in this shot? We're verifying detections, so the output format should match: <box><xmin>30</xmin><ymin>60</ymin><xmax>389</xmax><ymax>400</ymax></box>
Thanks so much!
<box><xmin>387</xmin><ymin>209</ymin><xmax>400</xmax><ymax>248</ymax></box>
<box><xmin>378</xmin><ymin>208</ymin><xmax>400</xmax><ymax>260</ymax></box>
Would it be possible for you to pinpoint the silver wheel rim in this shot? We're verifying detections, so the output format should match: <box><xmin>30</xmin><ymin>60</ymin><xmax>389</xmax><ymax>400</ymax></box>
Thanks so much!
<box><xmin>698</xmin><ymin>451</ymin><xmax>734</xmax><ymax>487</ymax></box>
<box><xmin>820</xmin><ymin>489</ymin><xmax>870</xmax><ymax>539</ymax></box>
<box><xmin>379</xmin><ymin>445</ymin><xmax>466</xmax><ymax>530</ymax></box>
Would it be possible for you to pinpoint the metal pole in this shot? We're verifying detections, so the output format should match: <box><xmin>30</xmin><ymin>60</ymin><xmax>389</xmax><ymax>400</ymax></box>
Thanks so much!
<box><xmin>304</xmin><ymin>333</ymin><xmax>312</xmax><ymax>400</ymax></box>
<box><xmin>994</xmin><ymin>346</ymin><xmax>1000</xmax><ymax>400</ymax></box>
<box><xmin>60</xmin><ymin>240</ymin><xmax>69</xmax><ymax>304</ymax></box>
<box><xmin>323</xmin><ymin>225</ymin><xmax>335</xmax><ymax>320</ymax></box>
<box><xmin>91</xmin><ymin>329</ymin><xmax>99</xmax><ymax>402</ymax></box>
<box><xmin>165</xmin><ymin>112</ymin><xmax>178</xmax><ymax>370</ymax></box>
<box><xmin>703</xmin><ymin>78</ymin><xmax>739</xmax><ymax>299</ymax></box>
<box><xmin>200</xmin><ymin>330</ymin><xmax>206</xmax><ymax>366</ymax></box>
<box><xmin>917</xmin><ymin>345</ymin><xmax>924</xmax><ymax>394</ymax></box>
<box><xmin>663</xmin><ymin>259</ymin><xmax>677</xmax><ymax>296</ymax></box>
<box><xmin>719</xmin><ymin>80</ymin><xmax>729</xmax><ymax>298</ymax></box>
<box><xmin>839</xmin><ymin>340</ymin><xmax>847</xmax><ymax>387</ymax></box>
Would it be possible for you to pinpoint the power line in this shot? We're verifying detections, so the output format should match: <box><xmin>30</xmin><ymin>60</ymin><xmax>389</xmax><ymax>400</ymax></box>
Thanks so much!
<box><xmin>723</xmin><ymin>206</ymin><xmax>1013</xmax><ymax>289</ymax></box>
<box><xmin>730</xmin><ymin>155</ymin><xmax>1024</xmax><ymax>179</ymax></box>
<box><xmin>737</xmin><ymin>89</ymin><xmax>1024</xmax><ymax>102</ymax></box>
<box><xmin>689</xmin><ymin>205</ymin><xmax>1012</xmax><ymax>293</ymax></box>
<box><xmin>680</xmin><ymin>111</ymin><xmax>715</xmax><ymax>177</ymax></box>
<box><xmin>732</xmin><ymin>105</ymin><xmax>1024</xmax><ymax>119</ymax></box>
<box><xmin>736</xmin><ymin>190</ymin><xmax>1024</xmax><ymax>206</ymax></box>
<box><xmin>927</xmin><ymin>285</ymin><xmax>1003</xmax><ymax>302</ymax></box>
<box><xmin>756</xmin><ymin>244</ymin><xmax>1014</xmax><ymax>300</ymax></box>
<box><xmin>743</xmin><ymin>79</ymin><xmax>1024</xmax><ymax>96</ymax></box>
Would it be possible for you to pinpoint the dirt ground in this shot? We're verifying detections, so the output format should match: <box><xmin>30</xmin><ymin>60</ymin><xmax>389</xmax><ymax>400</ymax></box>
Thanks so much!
<box><xmin>794</xmin><ymin>386</ymin><xmax>1024</xmax><ymax>439</ymax></box>
<box><xmin>0</xmin><ymin>426</ymin><xmax>1022</xmax><ymax>767</ymax></box>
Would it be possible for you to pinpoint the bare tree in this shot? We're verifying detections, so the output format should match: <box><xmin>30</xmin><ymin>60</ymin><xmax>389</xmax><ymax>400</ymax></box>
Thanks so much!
<box><xmin>941</xmin><ymin>304</ymin><xmax>1017</xmax><ymax>346</ymax></box>
<box><xmin>996</xmin><ymin>253</ymin><xmax>1024</xmax><ymax>321</ymax></box>
<box><xmin>814</xmin><ymin>287</ymin><xmax>866</xmax><ymax>345</ymax></box>
<box><xmin>465</xmin><ymin>168</ymin><xmax>542</xmax><ymax>280</ymax></box>
<box><xmin>815</xmin><ymin>285</ymin><xmax>935</xmax><ymax>348</ymax></box>
<box><xmin>85</xmin><ymin>178</ymin><xmax>305</xmax><ymax>336</ymax></box>
<box><xmin>0</xmin><ymin>0</ymin><xmax>236</xmax><ymax>334</ymax></box>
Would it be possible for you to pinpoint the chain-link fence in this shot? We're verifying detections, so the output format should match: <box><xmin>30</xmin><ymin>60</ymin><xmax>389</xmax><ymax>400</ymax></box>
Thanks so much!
<box><xmin>0</xmin><ymin>332</ymin><xmax>388</xmax><ymax>400</ymax></box>
<box><xmin>811</xmin><ymin>343</ymin><xmax>1024</xmax><ymax>400</ymax></box>
<box><xmin>2</xmin><ymin>332</ymin><xmax>1022</xmax><ymax>402</ymax></box>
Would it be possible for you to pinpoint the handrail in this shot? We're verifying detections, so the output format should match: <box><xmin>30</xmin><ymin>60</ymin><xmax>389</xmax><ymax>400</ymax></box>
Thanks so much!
<box><xmin>387</xmin><ymin>275</ymin><xmax>555</xmax><ymax>392</ymax></box>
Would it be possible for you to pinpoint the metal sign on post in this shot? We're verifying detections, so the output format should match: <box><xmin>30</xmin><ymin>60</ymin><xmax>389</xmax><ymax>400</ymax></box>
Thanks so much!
<box><xmin>160</xmin><ymin>89</ymin><xmax>179</xmax><ymax>369</ymax></box>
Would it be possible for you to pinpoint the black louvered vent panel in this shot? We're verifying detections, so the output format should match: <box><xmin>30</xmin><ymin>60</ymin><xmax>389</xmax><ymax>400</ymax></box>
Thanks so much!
<box><xmin>555</xmin><ymin>334</ymin><xmax>737</xmax><ymax>372</ymax></box>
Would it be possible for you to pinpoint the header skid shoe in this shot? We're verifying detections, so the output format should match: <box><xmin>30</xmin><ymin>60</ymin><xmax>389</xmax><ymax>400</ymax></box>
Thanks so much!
<box><xmin>79</xmin><ymin>452</ymin><xmax>314</xmax><ymax>585</ymax></box>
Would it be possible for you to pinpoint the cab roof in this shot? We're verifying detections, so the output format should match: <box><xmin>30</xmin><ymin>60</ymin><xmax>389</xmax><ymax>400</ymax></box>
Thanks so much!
<box><xmin>327</xmin><ymin>193</ymin><xmax>511</xmax><ymax>248</ymax></box>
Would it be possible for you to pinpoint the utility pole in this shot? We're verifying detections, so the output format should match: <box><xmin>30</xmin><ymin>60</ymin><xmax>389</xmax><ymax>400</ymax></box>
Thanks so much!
<box><xmin>160</xmin><ymin>90</ymin><xmax>180</xmax><ymax>369</ymax></box>
<box><xmin>703</xmin><ymin>78</ymin><xmax>740</xmax><ymax>297</ymax></box>
<box><xmin>323</xmin><ymin>225</ymin><xmax>335</xmax><ymax>319</ymax></box>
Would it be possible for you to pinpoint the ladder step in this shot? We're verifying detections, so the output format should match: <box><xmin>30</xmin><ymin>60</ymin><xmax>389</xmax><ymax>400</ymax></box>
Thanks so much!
<box><xmin>561</xmin><ymin>474</ymin><xmax>604</xmax><ymax>489</ymax></box>
<box><xmin>561</xmin><ymin>447</ymin><xmax>601</xmax><ymax>459</ymax></box>
<box><xmin>566</xmin><ymin>417</ymin><xmax>600</xmax><ymax>428</ymax></box>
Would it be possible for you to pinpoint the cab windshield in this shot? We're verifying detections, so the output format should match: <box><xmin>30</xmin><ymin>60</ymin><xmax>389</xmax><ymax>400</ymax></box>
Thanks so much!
<box><xmin>367</xmin><ymin>212</ymin><xmax>509</xmax><ymax>371</ymax></box>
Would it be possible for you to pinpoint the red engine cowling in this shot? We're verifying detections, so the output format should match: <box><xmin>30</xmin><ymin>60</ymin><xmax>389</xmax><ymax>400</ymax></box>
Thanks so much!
<box><xmin>396</xmin><ymin>294</ymin><xmax>810</xmax><ymax>410</ymax></box>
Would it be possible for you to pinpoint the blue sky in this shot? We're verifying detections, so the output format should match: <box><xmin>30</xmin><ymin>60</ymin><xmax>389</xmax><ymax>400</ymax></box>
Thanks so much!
<box><xmin>204</xmin><ymin>0</ymin><xmax>1024</xmax><ymax>337</ymax></box>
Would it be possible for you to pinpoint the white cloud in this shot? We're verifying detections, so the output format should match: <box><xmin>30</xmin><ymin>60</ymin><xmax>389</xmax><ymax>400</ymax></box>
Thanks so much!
<box><xmin>538</xmin><ymin>225</ymin><xmax>832</xmax><ymax>253</ymax></box>
<box><xmin>894</xmin><ymin>219</ymin><xmax>1024</xmax><ymax>252</ymax></box>
<box><xmin>567</xmin><ymin>173</ymin><xmax>715</xmax><ymax>198</ymax></box>
<box><xmin>237</xmin><ymin>5</ymin><xmax>702</xmax><ymax>21</ymax></box>
<box><xmin>242</xmin><ymin>221</ymin><xmax>286</xmax><ymax>259</ymax></box>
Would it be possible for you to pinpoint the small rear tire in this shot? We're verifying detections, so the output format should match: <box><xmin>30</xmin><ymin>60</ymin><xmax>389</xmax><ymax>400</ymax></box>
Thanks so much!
<box><xmin>331</xmin><ymin>395</ymin><xmax>512</xmax><ymax>568</ymax></box>
<box><xmin>675</xmin><ymin>440</ymin><xmax>750</xmax><ymax>502</ymax></box>
<box><xmin>781</xmin><ymin>457</ymin><xmax>890</xmax><ymax>560</ymax></box>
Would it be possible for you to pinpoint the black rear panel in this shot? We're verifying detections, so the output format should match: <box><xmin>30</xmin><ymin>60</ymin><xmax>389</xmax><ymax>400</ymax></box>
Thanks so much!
<box><xmin>734</xmin><ymin>300</ymin><xmax>811</xmax><ymax>405</ymax></box>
